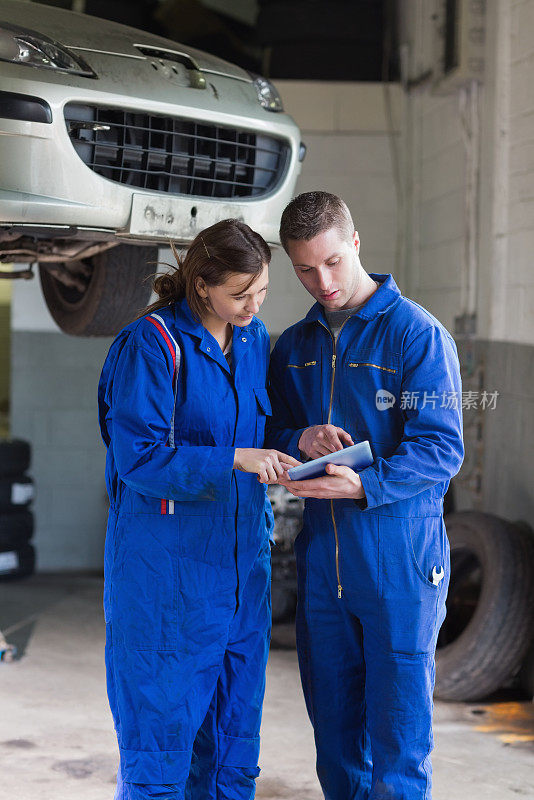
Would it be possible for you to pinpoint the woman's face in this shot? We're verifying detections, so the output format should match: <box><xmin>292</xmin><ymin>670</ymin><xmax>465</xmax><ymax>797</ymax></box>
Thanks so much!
<box><xmin>197</xmin><ymin>263</ymin><xmax>269</xmax><ymax>327</ymax></box>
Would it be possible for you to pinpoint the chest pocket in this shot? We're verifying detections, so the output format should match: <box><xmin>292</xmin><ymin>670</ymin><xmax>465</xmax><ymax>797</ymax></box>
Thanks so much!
<box><xmin>346</xmin><ymin>348</ymin><xmax>400</xmax><ymax>379</ymax></box>
<box><xmin>343</xmin><ymin>348</ymin><xmax>402</xmax><ymax>450</ymax></box>
<box><xmin>284</xmin><ymin>359</ymin><xmax>321</xmax><ymax>426</ymax></box>
<box><xmin>285</xmin><ymin>359</ymin><xmax>320</xmax><ymax>398</ymax></box>
<box><xmin>348</xmin><ymin>360</ymin><xmax>397</xmax><ymax>373</ymax></box>
<box><xmin>254</xmin><ymin>387</ymin><xmax>272</xmax><ymax>447</ymax></box>
<box><xmin>286</xmin><ymin>360</ymin><xmax>318</xmax><ymax>369</ymax></box>
<box><xmin>346</xmin><ymin>348</ymin><xmax>399</xmax><ymax>375</ymax></box>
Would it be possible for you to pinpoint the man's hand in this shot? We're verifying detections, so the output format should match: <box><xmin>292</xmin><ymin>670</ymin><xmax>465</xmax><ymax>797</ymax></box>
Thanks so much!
<box><xmin>298</xmin><ymin>424</ymin><xmax>354</xmax><ymax>459</ymax></box>
<box><xmin>277</xmin><ymin>463</ymin><xmax>366</xmax><ymax>500</ymax></box>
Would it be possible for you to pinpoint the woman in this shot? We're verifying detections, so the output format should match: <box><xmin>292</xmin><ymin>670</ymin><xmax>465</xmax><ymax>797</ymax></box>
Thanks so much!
<box><xmin>98</xmin><ymin>219</ymin><xmax>299</xmax><ymax>800</ymax></box>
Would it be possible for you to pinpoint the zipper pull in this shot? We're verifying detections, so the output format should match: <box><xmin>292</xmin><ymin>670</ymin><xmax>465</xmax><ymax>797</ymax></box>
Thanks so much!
<box><xmin>338</xmin><ymin>584</ymin><xmax>343</xmax><ymax>599</ymax></box>
<box><xmin>332</xmin><ymin>353</ymin><xmax>336</xmax><ymax>369</ymax></box>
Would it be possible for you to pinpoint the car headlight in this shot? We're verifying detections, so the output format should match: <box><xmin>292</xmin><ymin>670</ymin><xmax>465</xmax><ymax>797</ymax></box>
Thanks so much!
<box><xmin>251</xmin><ymin>74</ymin><xmax>284</xmax><ymax>112</ymax></box>
<box><xmin>0</xmin><ymin>23</ymin><xmax>96</xmax><ymax>77</ymax></box>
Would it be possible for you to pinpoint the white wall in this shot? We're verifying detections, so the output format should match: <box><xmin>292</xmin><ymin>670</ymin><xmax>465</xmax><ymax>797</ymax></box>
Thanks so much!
<box><xmin>401</xmin><ymin>0</ymin><xmax>534</xmax><ymax>348</ymax></box>
<box><xmin>257</xmin><ymin>81</ymin><xmax>401</xmax><ymax>334</ymax></box>
<box><xmin>489</xmin><ymin>0</ymin><xmax>534</xmax><ymax>345</ymax></box>
<box><xmin>403</xmin><ymin>90</ymin><xmax>466</xmax><ymax>333</ymax></box>
<box><xmin>399</xmin><ymin>0</ymin><xmax>534</xmax><ymax>521</ymax></box>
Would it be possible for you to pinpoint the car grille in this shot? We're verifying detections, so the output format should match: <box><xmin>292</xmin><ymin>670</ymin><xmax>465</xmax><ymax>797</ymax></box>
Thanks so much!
<box><xmin>64</xmin><ymin>104</ymin><xmax>289</xmax><ymax>199</ymax></box>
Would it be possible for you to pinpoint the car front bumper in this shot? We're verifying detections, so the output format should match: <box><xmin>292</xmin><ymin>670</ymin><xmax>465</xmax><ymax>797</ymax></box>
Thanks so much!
<box><xmin>0</xmin><ymin>57</ymin><xmax>302</xmax><ymax>245</ymax></box>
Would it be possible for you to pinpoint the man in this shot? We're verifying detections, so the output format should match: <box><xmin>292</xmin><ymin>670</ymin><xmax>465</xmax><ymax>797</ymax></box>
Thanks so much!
<box><xmin>266</xmin><ymin>191</ymin><xmax>464</xmax><ymax>800</ymax></box>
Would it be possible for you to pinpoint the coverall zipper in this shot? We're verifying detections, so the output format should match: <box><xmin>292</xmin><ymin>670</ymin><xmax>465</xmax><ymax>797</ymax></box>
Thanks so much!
<box><xmin>230</xmin><ymin>364</ymin><xmax>241</xmax><ymax>606</ymax></box>
<box><xmin>318</xmin><ymin>318</ymin><xmax>351</xmax><ymax>600</ymax></box>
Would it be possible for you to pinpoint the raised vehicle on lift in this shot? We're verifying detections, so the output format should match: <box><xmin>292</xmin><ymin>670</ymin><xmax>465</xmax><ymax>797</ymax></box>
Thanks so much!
<box><xmin>0</xmin><ymin>0</ymin><xmax>303</xmax><ymax>335</ymax></box>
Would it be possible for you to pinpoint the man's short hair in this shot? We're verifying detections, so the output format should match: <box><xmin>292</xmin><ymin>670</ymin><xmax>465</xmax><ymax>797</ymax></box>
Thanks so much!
<box><xmin>279</xmin><ymin>191</ymin><xmax>355</xmax><ymax>251</ymax></box>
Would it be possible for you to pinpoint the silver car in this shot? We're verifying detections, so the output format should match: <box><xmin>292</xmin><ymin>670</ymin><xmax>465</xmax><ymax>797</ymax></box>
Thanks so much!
<box><xmin>0</xmin><ymin>0</ymin><xmax>303</xmax><ymax>334</ymax></box>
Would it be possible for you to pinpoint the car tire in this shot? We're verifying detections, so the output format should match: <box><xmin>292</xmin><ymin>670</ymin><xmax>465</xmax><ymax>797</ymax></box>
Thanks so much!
<box><xmin>0</xmin><ymin>511</ymin><xmax>34</xmax><ymax>550</ymax></box>
<box><xmin>0</xmin><ymin>476</ymin><xmax>35</xmax><ymax>512</ymax></box>
<box><xmin>0</xmin><ymin>440</ymin><xmax>31</xmax><ymax>477</ymax></box>
<box><xmin>435</xmin><ymin>512</ymin><xmax>534</xmax><ymax>701</ymax></box>
<box><xmin>0</xmin><ymin>544</ymin><xmax>36</xmax><ymax>580</ymax></box>
<box><xmin>39</xmin><ymin>244</ymin><xmax>158</xmax><ymax>336</ymax></box>
<box><xmin>519</xmin><ymin>639</ymin><xmax>534</xmax><ymax>700</ymax></box>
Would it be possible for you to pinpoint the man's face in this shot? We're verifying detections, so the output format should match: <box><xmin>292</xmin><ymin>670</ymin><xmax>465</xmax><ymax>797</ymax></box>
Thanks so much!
<box><xmin>286</xmin><ymin>227</ymin><xmax>361</xmax><ymax>310</ymax></box>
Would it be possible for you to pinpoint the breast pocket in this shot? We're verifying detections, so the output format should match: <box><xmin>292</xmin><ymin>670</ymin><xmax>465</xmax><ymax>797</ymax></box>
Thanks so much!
<box><xmin>344</xmin><ymin>348</ymin><xmax>401</xmax><ymax>447</ymax></box>
<box><xmin>346</xmin><ymin>347</ymin><xmax>400</xmax><ymax>380</ymax></box>
<box><xmin>254</xmin><ymin>386</ymin><xmax>272</xmax><ymax>447</ymax></box>
<box><xmin>284</xmin><ymin>359</ymin><xmax>322</xmax><ymax>424</ymax></box>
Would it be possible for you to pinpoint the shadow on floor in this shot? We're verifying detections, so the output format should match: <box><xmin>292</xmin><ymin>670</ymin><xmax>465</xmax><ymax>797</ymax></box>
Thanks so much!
<box><xmin>0</xmin><ymin>572</ymin><xmax>100</xmax><ymax>660</ymax></box>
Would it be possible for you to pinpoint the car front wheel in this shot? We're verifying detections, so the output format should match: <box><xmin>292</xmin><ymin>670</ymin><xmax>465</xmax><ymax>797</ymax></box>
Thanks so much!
<box><xmin>39</xmin><ymin>244</ymin><xmax>158</xmax><ymax>336</ymax></box>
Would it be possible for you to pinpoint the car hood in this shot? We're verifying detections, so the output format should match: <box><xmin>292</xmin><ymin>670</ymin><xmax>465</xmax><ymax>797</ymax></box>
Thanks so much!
<box><xmin>0</xmin><ymin>0</ymin><xmax>251</xmax><ymax>81</ymax></box>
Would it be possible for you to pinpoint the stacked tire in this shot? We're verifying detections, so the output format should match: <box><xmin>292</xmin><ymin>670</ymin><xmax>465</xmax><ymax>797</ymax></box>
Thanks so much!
<box><xmin>0</xmin><ymin>440</ymin><xmax>35</xmax><ymax>580</ymax></box>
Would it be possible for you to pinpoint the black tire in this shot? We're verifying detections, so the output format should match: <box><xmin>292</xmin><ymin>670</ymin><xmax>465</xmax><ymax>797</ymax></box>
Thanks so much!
<box><xmin>435</xmin><ymin>512</ymin><xmax>534</xmax><ymax>701</ymax></box>
<box><xmin>0</xmin><ymin>440</ymin><xmax>31</xmax><ymax>477</ymax></box>
<box><xmin>0</xmin><ymin>511</ymin><xmax>34</xmax><ymax>549</ymax></box>
<box><xmin>519</xmin><ymin>638</ymin><xmax>534</xmax><ymax>699</ymax></box>
<box><xmin>0</xmin><ymin>544</ymin><xmax>35</xmax><ymax>580</ymax></box>
<box><xmin>0</xmin><ymin>475</ymin><xmax>34</xmax><ymax>512</ymax></box>
<box><xmin>39</xmin><ymin>244</ymin><xmax>157</xmax><ymax>337</ymax></box>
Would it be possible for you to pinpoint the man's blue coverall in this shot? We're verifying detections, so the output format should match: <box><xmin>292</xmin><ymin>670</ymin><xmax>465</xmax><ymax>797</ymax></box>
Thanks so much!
<box><xmin>266</xmin><ymin>274</ymin><xmax>464</xmax><ymax>800</ymax></box>
<box><xmin>98</xmin><ymin>298</ymin><xmax>274</xmax><ymax>800</ymax></box>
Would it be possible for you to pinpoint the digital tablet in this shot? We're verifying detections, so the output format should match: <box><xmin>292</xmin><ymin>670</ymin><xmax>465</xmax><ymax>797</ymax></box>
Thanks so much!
<box><xmin>287</xmin><ymin>440</ymin><xmax>373</xmax><ymax>481</ymax></box>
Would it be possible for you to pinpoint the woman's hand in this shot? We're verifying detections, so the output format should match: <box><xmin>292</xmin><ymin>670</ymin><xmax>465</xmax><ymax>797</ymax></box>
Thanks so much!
<box><xmin>234</xmin><ymin>448</ymin><xmax>301</xmax><ymax>484</ymax></box>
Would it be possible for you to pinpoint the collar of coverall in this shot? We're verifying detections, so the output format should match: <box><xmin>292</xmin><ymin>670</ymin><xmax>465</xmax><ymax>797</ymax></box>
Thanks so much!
<box><xmin>304</xmin><ymin>273</ymin><xmax>402</xmax><ymax>325</ymax></box>
<box><xmin>172</xmin><ymin>295</ymin><xmax>262</xmax><ymax>341</ymax></box>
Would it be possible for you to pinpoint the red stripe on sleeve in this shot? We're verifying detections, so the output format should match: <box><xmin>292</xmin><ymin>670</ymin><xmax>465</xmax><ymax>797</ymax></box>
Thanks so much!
<box><xmin>161</xmin><ymin>498</ymin><xmax>167</xmax><ymax>515</ymax></box>
<box><xmin>146</xmin><ymin>316</ymin><xmax>176</xmax><ymax>372</ymax></box>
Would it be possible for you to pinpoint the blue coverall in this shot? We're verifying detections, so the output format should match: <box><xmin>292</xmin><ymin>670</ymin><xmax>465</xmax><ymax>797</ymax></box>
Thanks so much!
<box><xmin>98</xmin><ymin>298</ymin><xmax>273</xmax><ymax>800</ymax></box>
<box><xmin>266</xmin><ymin>274</ymin><xmax>464</xmax><ymax>800</ymax></box>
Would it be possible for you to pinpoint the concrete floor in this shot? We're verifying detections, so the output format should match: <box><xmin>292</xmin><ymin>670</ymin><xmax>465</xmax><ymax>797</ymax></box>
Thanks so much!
<box><xmin>1</xmin><ymin>575</ymin><xmax>534</xmax><ymax>800</ymax></box>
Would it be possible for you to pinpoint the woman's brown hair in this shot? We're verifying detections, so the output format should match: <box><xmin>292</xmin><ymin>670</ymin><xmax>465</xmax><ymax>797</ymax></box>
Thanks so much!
<box><xmin>140</xmin><ymin>219</ymin><xmax>271</xmax><ymax>320</ymax></box>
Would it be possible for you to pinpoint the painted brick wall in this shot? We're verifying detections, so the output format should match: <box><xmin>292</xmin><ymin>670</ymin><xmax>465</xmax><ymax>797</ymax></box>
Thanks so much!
<box><xmin>11</xmin><ymin>330</ymin><xmax>111</xmax><ymax>570</ymax></box>
<box><xmin>401</xmin><ymin>0</ymin><xmax>534</xmax><ymax>523</ymax></box>
<box><xmin>505</xmin><ymin>0</ymin><xmax>534</xmax><ymax>344</ymax></box>
<box><xmin>259</xmin><ymin>81</ymin><xmax>401</xmax><ymax>334</ymax></box>
<box><xmin>405</xmin><ymin>91</ymin><xmax>466</xmax><ymax>333</ymax></box>
<box><xmin>404</xmin><ymin>0</ymin><xmax>534</xmax><ymax>347</ymax></box>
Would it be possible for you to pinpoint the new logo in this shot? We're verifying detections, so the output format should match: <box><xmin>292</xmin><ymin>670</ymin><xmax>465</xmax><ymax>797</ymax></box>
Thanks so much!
<box><xmin>375</xmin><ymin>390</ymin><xmax>396</xmax><ymax>410</ymax></box>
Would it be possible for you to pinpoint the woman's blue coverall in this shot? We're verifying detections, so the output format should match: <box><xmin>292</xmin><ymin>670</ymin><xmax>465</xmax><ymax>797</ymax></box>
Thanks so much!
<box><xmin>98</xmin><ymin>298</ymin><xmax>273</xmax><ymax>800</ymax></box>
<box><xmin>266</xmin><ymin>274</ymin><xmax>464</xmax><ymax>800</ymax></box>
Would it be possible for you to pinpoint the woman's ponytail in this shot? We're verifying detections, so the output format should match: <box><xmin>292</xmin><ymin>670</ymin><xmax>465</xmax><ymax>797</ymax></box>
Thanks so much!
<box><xmin>136</xmin><ymin>242</ymin><xmax>186</xmax><ymax>318</ymax></box>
